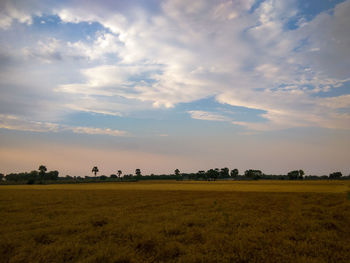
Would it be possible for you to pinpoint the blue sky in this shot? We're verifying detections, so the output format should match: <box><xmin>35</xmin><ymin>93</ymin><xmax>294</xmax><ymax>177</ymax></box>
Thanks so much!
<box><xmin>0</xmin><ymin>0</ymin><xmax>349</xmax><ymax>176</ymax></box>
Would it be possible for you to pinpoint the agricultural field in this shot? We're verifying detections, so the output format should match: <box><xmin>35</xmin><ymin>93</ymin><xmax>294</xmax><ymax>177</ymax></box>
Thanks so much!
<box><xmin>1</xmin><ymin>181</ymin><xmax>350</xmax><ymax>263</ymax></box>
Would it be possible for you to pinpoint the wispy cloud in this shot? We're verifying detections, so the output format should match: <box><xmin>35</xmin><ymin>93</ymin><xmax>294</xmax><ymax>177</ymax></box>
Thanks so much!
<box><xmin>188</xmin><ymin>110</ymin><xmax>229</xmax><ymax>122</ymax></box>
<box><xmin>0</xmin><ymin>114</ymin><xmax>127</xmax><ymax>136</ymax></box>
<box><xmin>69</xmin><ymin>126</ymin><xmax>126</xmax><ymax>136</ymax></box>
<box><xmin>0</xmin><ymin>1</ymin><xmax>33</xmax><ymax>29</ymax></box>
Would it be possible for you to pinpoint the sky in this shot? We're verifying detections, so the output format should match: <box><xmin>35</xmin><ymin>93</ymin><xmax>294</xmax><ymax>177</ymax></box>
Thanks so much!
<box><xmin>0</xmin><ymin>0</ymin><xmax>349</xmax><ymax>177</ymax></box>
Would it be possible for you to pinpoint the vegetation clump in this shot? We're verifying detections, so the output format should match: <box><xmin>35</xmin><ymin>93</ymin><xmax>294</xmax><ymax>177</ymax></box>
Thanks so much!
<box><xmin>1</xmin><ymin>166</ymin><xmax>349</xmax><ymax>185</ymax></box>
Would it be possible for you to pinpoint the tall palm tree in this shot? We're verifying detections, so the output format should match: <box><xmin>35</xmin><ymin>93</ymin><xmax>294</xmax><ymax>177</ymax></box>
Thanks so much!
<box><xmin>38</xmin><ymin>165</ymin><xmax>47</xmax><ymax>180</ymax></box>
<box><xmin>135</xmin><ymin>169</ymin><xmax>141</xmax><ymax>177</ymax></box>
<box><xmin>38</xmin><ymin>165</ymin><xmax>47</xmax><ymax>174</ymax></box>
<box><xmin>92</xmin><ymin>166</ymin><xmax>99</xmax><ymax>177</ymax></box>
<box><xmin>117</xmin><ymin>170</ymin><xmax>122</xmax><ymax>178</ymax></box>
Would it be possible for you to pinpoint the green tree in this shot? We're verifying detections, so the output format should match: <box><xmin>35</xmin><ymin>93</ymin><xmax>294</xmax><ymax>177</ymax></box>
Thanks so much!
<box><xmin>38</xmin><ymin>165</ymin><xmax>47</xmax><ymax>175</ymax></box>
<box><xmin>197</xmin><ymin>170</ymin><xmax>206</xmax><ymax>180</ymax></box>
<box><xmin>46</xmin><ymin>170</ymin><xmax>59</xmax><ymax>180</ymax></box>
<box><xmin>174</xmin><ymin>169</ymin><xmax>180</xmax><ymax>176</ymax></box>
<box><xmin>245</xmin><ymin>169</ymin><xmax>262</xmax><ymax>179</ymax></box>
<box><xmin>135</xmin><ymin>169</ymin><xmax>141</xmax><ymax>177</ymax></box>
<box><xmin>207</xmin><ymin>169</ymin><xmax>219</xmax><ymax>180</ymax></box>
<box><xmin>329</xmin><ymin>171</ymin><xmax>342</xmax><ymax>179</ymax></box>
<box><xmin>30</xmin><ymin>170</ymin><xmax>39</xmax><ymax>180</ymax></box>
<box><xmin>117</xmin><ymin>170</ymin><xmax>122</xmax><ymax>178</ymax></box>
<box><xmin>230</xmin><ymin>169</ymin><xmax>239</xmax><ymax>178</ymax></box>
<box><xmin>38</xmin><ymin>165</ymin><xmax>47</xmax><ymax>181</ymax></box>
<box><xmin>299</xmin><ymin>170</ymin><xmax>304</xmax><ymax>179</ymax></box>
<box><xmin>220</xmin><ymin>167</ymin><xmax>229</xmax><ymax>178</ymax></box>
<box><xmin>0</xmin><ymin>173</ymin><xmax>4</xmax><ymax>181</ymax></box>
<box><xmin>288</xmin><ymin>170</ymin><xmax>304</xmax><ymax>180</ymax></box>
<box><xmin>92</xmin><ymin>166</ymin><xmax>99</xmax><ymax>177</ymax></box>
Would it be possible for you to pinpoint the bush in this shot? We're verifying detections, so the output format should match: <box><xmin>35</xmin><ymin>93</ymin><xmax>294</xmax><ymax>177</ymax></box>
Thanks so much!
<box><xmin>27</xmin><ymin>179</ymin><xmax>35</xmax><ymax>185</ymax></box>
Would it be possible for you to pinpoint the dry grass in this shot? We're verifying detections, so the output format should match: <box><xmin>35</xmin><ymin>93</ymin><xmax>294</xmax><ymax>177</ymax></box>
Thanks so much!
<box><xmin>1</xmin><ymin>180</ymin><xmax>349</xmax><ymax>193</ymax></box>
<box><xmin>1</xmin><ymin>181</ymin><xmax>350</xmax><ymax>262</ymax></box>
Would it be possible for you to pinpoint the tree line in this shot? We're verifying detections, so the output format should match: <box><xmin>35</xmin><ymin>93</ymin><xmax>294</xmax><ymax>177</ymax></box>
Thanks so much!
<box><xmin>0</xmin><ymin>166</ymin><xmax>348</xmax><ymax>184</ymax></box>
<box><xmin>0</xmin><ymin>165</ymin><xmax>59</xmax><ymax>184</ymax></box>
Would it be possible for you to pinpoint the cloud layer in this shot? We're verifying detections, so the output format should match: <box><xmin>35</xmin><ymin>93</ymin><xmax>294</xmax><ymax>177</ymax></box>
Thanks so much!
<box><xmin>0</xmin><ymin>0</ymin><xmax>349</xmax><ymax>133</ymax></box>
<box><xmin>0</xmin><ymin>114</ymin><xmax>126</xmax><ymax>136</ymax></box>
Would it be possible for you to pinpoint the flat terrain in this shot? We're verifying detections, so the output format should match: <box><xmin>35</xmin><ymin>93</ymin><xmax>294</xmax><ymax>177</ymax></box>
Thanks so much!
<box><xmin>1</xmin><ymin>181</ymin><xmax>349</xmax><ymax>262</ymax></box>
<box><xmin>2</xmin><ymin>180</ymin><xmax>349</xmax><ymax>192</ymax></box>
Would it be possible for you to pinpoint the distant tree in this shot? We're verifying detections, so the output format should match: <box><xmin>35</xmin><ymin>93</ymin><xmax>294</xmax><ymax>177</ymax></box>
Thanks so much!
<box><xmin>207</xmin><ymin>169</ymin><xmax>219</xmax><ymax>180</ymax></box>
<box><xmin>27</xmin><ymin>178</ymin><xmax>35</xmax><ymax>185</ymax></box>
<box><xmin>30</xmin><ymin>170</ymin><xmax>39</xmax><ymax>180</ymax></box>
<box><xmin>0</xmin><ymin>173</ymin><xmax>4</xmax><ymax>181</ymax></box>
<box><xmin>245</xmin><ymin>169</ymin><xmax>262</xmax><ymax>179</ymax></box>
<box><xmin>100</xmin><ymin>175</ymin><xmax>107</xmax><ymax>180</ymax></box>
<box><xmin>299</xmin><ymin>170</ymin><xmax>304</xmax><ymax>179</ymax></box>
<box><xmin>92</xmin><ymin>166</ymin><xmax>99</xmax><ymax>177</ymax></box>
<box><xmin>117</xmin><ymin>170</ymin><xmax>122</xmax><ymax>178</ymax></box>
<box><xmin>287</xmin><ymin>170</ymin><xmax>298</xmax><ymax>180</ymax></box>
<box><xmin>174</xmin><ymin>169</ymin><xmax>180</xmax><ymax>176</ymax></box>
<box><xmin>288</xmin><ymin>170</ymin><xmax>304</xmax><ymax>180</ymax></box>
<box><xmin>135</xmin><ymin>169</ymin><xmax>141</xmax><ymax>177</ymax></box>
<box><xmin>110</xmin><ymin>174</ymin><xmax>117</xmax><ymax>179</ymax></box>
<box><xmin>329</xmin><ymin>171</ymin><xmax>342</xmax><ymax>179</ymax></box>
<box><xmin>230</xmin><ymin>169</ymin><xmax>239</xmax><ymax>178</ymax></box>
<box><xmin>38</xmin><ymin>165</ymin><xmax>47</xmax><ymax>175</ymax></box>
<box><xmin>196</xmin><ymin>170</ymin><xmax>205</xmax><ymax>180</ymax></box>
<box><xmin>38</xmin><ymin>165</ymin><xmax>47</xmax><ymax>181</ymax></box>
<box><xmin>46</xmin><ymin>170</ymin><xmax>59</xmax><ymax>180</ymax></box>
<box><xmin>220</xmin><ymin>168</ymin><xmax>229</xmax><ymax>178</ymax></box>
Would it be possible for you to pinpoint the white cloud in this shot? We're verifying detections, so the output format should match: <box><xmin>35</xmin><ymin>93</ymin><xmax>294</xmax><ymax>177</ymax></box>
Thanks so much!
<box><xmin>64</xmin><ymin>104</ymin><xmax>122</xmax><ymax>117</ymax></box>
<box><xmin>319</xmin><ymin>94</ymin><xmax>350</xmax><ymax>109</ymax></box>
<box><xmin>0</xmin><ymin>114</ymin><xmax>60</xmax><ymax>132</ymax></box>
<box><xmin>22</xmin><ymin>38</ymin><xmax>63</xmax><ymax>63</ymax></box>
<box><xmin>188</xmin><ymin>111</ymin><xmax>229</xmax><ymax>122</ymax></box>
<box><xmin>0</xmin><ymin>114</ymin><xmax>126</xmax><ymax>136</ymax></box>
<box><xmin>53</xmin><ymin>0</ymin><xmax>350</xmax><ymax>130</ymax></box>
<box><xmin>70</xmin><ymin>126</ymin><xmax>125</xmax><ymax>136</ymax></box>
<box><xmin>67</xmin><ymin>32</ymin><xmax>121</xmax><ymax>61</ymax></box>
<box><xmin>0</xmin><ymin>2</ymin><xmax>33</xmax><ymax>29</ymax></box>
<box><xmin>1</xmin><ymin>0</ymin><xmax>349</xmax><ymax>132</ymax></box>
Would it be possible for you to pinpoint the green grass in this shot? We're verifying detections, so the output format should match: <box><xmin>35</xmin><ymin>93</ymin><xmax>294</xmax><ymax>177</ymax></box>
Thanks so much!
<box><xmin>1</xmin><ymin>181</ymin><xmax>350</xmax><ymax>262</ymax></box>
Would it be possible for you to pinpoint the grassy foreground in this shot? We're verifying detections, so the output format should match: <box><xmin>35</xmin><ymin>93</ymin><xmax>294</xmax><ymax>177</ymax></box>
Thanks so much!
<box><xmin>1</xmin><ymin>181</ymin><xmax>350</xmax><ymax>263</ymax></box>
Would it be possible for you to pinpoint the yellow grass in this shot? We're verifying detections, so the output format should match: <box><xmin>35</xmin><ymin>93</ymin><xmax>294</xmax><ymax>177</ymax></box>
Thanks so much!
<box><xmin>1</xmin><ymin>181</ymin><xmax>350</xmax><ymax>262</ymax></box>
<box><xmin>1</xmin><ymin>180</ymin><xmax>349</xmax><ymax>193</ymax></box>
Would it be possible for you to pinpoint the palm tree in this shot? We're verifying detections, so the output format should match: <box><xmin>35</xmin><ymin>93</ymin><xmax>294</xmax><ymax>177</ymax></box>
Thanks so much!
<box><xmin>135</xmin><ymin>169</ymin><xmax>141</xmax><ymax>177</ymax></box>
<box><xmin>38</xmin><ymin>165</ymin><xmax>47</xmax><ymax>180</ymax></box>
<box><xmin>117</xmin><ymin>170</ymin><xmax>122</xmax><ymax>178</ymax></box>
<box><xmin>92</xmin><ymin>166</ymin><xmax>99</xmax><ymax>177</ymax></box>
<box><xmin>38</xmin><ymin>165</ymin><xmax>47</xmax><ymax>174</ymax></box>
<box><xmin>174</xmin><ymin>169</ymin><xmax>180</xmax><ymax>176</ymax></box>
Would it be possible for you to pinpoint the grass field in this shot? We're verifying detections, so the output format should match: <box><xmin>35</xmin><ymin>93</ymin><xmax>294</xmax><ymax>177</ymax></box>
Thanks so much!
<box><xmin>1</xmin><ymin>181</ymin><xmax>350</xmax><ymax>262</ymax></box>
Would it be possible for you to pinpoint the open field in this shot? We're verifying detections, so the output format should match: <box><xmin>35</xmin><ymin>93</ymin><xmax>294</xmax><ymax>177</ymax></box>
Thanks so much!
<box><xmin>1</xmin><ymin>181</ymin><xmax>350</xmax><ymax>262</ymax></box>
<box><xmin>1</xmin><ymin>180</ymin><xmax>349</xmax><ymax>193</ymax></box>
